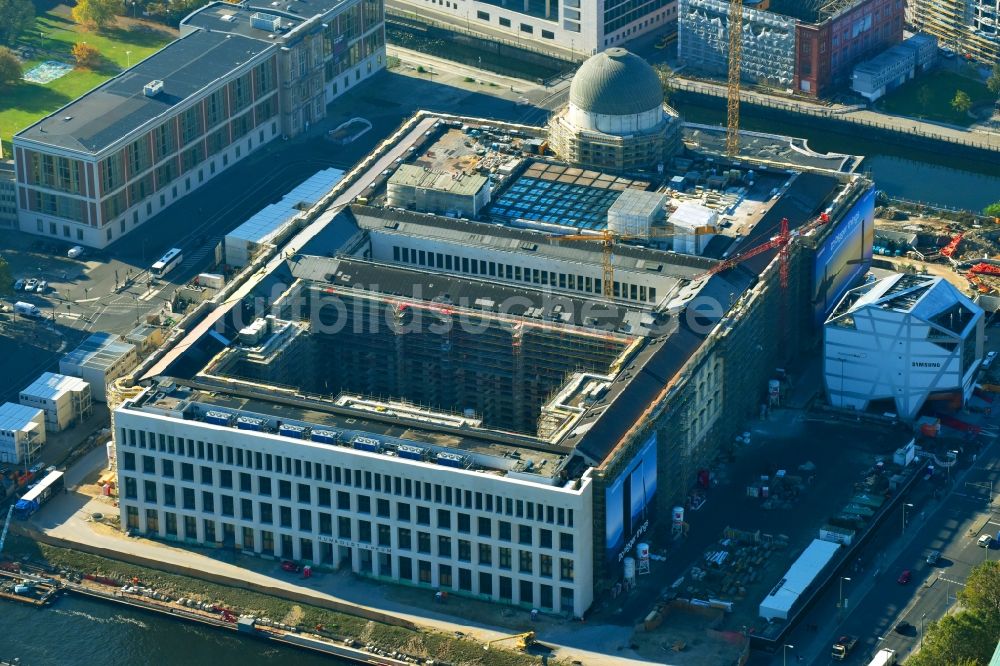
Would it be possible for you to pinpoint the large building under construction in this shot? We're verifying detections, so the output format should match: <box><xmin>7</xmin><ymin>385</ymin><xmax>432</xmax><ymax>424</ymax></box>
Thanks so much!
<box><xmin>908</xmin><ymin>0</ymin><xmax>999</xmax><ymax>64</ymax></box>
<box><xmin>679</xmin><ymin>0</ymin><xmax>905</xmax><ymax>96</ymax></box>
<box><xmin>111</xmin><ymin>99</ymin><xmax>875</xmax><ymax>616</ymax></box>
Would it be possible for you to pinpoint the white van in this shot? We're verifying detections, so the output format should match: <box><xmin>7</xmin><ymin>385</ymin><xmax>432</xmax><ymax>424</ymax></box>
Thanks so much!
<box><xmin>67</xmin><ymin>245</ymin><xmax>85</xmax><ymax>259</ymax></box>
<box><xmin>978</xmin><ymin>534</ymin><xmax>993</xmax><ymax>548</ymax></box>
<box><xmin>14</xmin><ymin>301</ymin><xmax>41</xmax><ymax>317</ymax></box>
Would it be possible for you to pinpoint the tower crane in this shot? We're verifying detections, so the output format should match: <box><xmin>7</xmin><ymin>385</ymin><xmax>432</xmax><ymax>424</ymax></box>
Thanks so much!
<box><xmin>726</xmin><ymin>0</ymin><xmax>744</xmax><ymax>157</ymax></box>
<box><xmin>0</xmin><ymin>505</ymin><xmax>14</xmax><ymax>555</ymax></box>
<box><xmin>555</xmin><ymin>228</ymin><xmax>673</xmax><ymax>298</ymax></box>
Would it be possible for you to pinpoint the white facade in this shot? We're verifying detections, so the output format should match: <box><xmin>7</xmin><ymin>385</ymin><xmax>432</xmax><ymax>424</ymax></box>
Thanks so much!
<box><xmin>566</xmin><ymin>105</ymin><xmax>663</xmax><ymax>135</ymax></box>
<box><xmin>19</xmin><ymin>372</ymin><xmax>92</xmax><ymax>432</ymax></box>
<box><xmin>824</xmin><ymin>274</ymin><xmax>984</xmax><ymax>420</ymax></box>
<box><xmin>115</xmin><ymin>400</ymin><xmax>595</xmax><ymax>616</ymax></box>
<box><xmin>391</xmin><ymin>0</ymin><xmax>677</xmax><ymax>58</ymax></box>
<box><xmin>0</xmin><ymin>403</ymin><xmax>46</xmax><ymax>465</ymax></box>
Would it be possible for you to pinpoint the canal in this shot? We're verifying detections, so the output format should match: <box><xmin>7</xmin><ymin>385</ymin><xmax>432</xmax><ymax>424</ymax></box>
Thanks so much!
<box><xmin>0</xmin><ymin>594</ymin><xmax>349</xmax><ymax>666</ymax></box>
<box><xmin>673</xmin><ymin>100</ymin><xmax>1000</xmax><ymax>212</ymax></box>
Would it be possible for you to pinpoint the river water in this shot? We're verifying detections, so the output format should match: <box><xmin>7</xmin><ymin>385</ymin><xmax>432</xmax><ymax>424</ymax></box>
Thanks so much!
<box><xmin>675</xmin><ymin>101</ymin><xmax>1000</xmax><ymax>212</ymax></box>
<box><xmin>0</xmin><ymin>595</ymin><xmax>348</xmax><ymax>666</ymax></box>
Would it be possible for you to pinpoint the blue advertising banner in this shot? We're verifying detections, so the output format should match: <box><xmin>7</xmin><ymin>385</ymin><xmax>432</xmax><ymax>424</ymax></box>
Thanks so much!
<box><xmin>605</xmin><ymin>432</ymin><xmax>658</xmax><ymax>565</ymax></box>
<box><xmin>813</xmin><ymin>187</ymin><xmax>875</xmax><ymax>324</ymax></box>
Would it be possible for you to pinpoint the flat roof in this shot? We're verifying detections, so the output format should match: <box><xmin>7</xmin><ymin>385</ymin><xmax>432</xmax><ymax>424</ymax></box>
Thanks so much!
<box><xmin>181</xmin><ymin>0</ymin><xmax>354</xmax><ymax>40</ymax></box>
<box><xmin>16</xmin><ymin>30</ymin><xmax>274</xmax><ymax>154</ymax></box>
<box><xmin>228</xmin><ymin>168</ymin><xmax>345</xmax><ymax>244</ymax></box>
<box><xmin>20</xmin><ymin>372</ymin><xmax>89</xmax><ymax>401</ymax></box>
<box><xmin>289</xmin><ymin>256</ymin><xmax>654</xmax><ymax>334</ymax></box>
<box><xmin>0</xmin><ymin>403</ymin><xmax>43</xmax><ymax>432</ymax></box>
<box><xmin>389</xmin><ymin>165</ymin><xmax>488</xmax><ymax>197</ymax></box>
<box><xmin>61</xmin><ymin>332</ymin><xmax>136</xmax><ymax>371</ymax></box>
<box><xmin>760</xmin><ymin>538</ymin><xmax>841</xmax><ymax>619</ymax></box>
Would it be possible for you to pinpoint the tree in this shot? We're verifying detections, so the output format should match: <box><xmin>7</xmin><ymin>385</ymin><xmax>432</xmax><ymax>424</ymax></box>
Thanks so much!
<box><xmin>985</xmin><ymin>201</ymin><xmax>1000</xmax><ymax>217</ymax></box>
<box><xmin>917</xmin><ymin>84</ymin><xmax>932</xmax><ymax>110</ymax></box>
<box><xmin>988</xmin><ymin>64</ymin><xmax>1000</xmax><ymax>96</ymax></box>
<box><xmin>907</xmin><ymin>611</ymin><xmax>996</xmax><ymax>666</ymax></box>
<box><xmin>0</xmin><ymin>256</ymin><xmax>11</xmax><ymax>298</ymax></box>
<box><xmin>0</xmin><ymin>0</ymin><xmax>33</xmax><ymax>47</ymax></box>
<box><xmin>960</xmin><ymin>560</ymin><xmax>1000</xmax><ymax>620</ymax></box>
<box><xmin>0</xmin><ymin>46</ymin><xmax>21</xmax><ymax>86</ymax></box>
<box><xmin>71</xmin><ymin>41</ymin><xmax>101</xmax><ymax>68</ymax></box>
<box><xmin>951</xmin><ymin>89</ymin><xmax>973</xmax><ymax>114</ymax></box>
<box><xmin>71</xmin><ymin>0</ymin><xmax>124</xmax><ymax>30</ymax></box>
<box><xmin>654</xmin><ymin>63</ymin><xmax>675</xmax><ymax>103</ymax></box>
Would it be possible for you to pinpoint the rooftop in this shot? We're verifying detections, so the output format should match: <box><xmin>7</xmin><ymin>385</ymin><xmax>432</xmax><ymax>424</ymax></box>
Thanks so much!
<box><xmin>19</xmin><ymin>373</ymin><xmax>89</xmax><ymax>401</ymax></box>
<box><xmin>180</xmin><ymin>0</ymin><xmax>353</xmax><ymax>42</ymax></box>
<box><xmin>16</xmin><ymin>30</ymin><xmax>274</xmax><ymax>154</ymax></box>
<box><xmin>388</xmin><ymin>165</ymin><xmax>488</xmax><ymax>198</ymax></box>
<box><xmin>0</xmin><ymin>403</ymin><xmax>43</xmax><ymax>432</ymax></box>
<box><xmin>61</xmin><ymin>332</ymin><xmax>136</xmax><ymax>371</ymax></box>
<box><xmin>228</xmin><ymin>168</ymin><xmax>346</xmax><ymax>244</ymax></box>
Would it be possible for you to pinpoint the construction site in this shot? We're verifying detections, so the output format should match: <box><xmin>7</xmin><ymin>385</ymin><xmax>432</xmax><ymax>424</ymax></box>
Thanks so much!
<box><xmin>678</xmin><ymin>0</ymin><xmax>906</xmax><ymax>96</ymax></box>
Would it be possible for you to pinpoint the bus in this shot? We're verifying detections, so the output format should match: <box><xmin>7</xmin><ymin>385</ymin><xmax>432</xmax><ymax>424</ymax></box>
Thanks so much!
<box><xmin>14</xmin><ymin>470</ymin><xmax>64</xmax><ymax>520</ymax></box>
<box><xmin>151</xmin><ymin>248</ymin><xmax>183</xmax><ymax>278</ymax></box>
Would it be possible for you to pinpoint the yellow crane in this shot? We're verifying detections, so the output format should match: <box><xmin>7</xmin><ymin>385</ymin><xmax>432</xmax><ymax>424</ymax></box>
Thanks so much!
<box><xmin>483</xmin><ymin>631</ymin><xmax>537</xmax><ymax>651</ymax></box>
<box><xmin>556</xmin><ymin>228</ymin><xmax>673</xmax><ymax>299</ymax></box>
<box><xmin>726</xmin><ymin>0</ymin><xmax>744</xmax><ymax>157</ymax></box>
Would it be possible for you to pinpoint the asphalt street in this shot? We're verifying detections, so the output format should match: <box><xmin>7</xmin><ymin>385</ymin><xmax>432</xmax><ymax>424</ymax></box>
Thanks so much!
<box><xmin>758</xmin><ymin>432</ymin><xmax>1000</xmax><ymax>666</ymax></box>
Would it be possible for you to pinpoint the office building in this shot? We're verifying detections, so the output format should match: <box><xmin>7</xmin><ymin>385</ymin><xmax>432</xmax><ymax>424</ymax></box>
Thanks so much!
<box><xmin>13</xmin><ymin>0</ymin><xmax>385</xmax><ymax>248</ymax></box>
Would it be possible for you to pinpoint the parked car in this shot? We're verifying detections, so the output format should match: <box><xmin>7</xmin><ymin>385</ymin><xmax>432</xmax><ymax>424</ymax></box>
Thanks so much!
<box><xmin>984</xmin><ymin>351</ymin><xmax>997</xmax><ymax>369</ymax></box>
<box><xmin>978</xmin><ymin>534</ymin><xmax>993</xmax><ymax>548</ymax></box>
<box><xmin>67</xmin><ymin>245</ymin><xmax>85</xmax><ymax>259</ymax></box>
<box><xmin>280</xmin><ymin>560</ymin><xmax>301</xmax><ymax>573</ymax></box>
<box><xmin>13</xmin><ymin>279</ymin><xmax>24</xmax><ymax>291</ymax></box>
<box><xmin>926</xmin><ymin>550</ymin><xmax>941</xmax><ymax>565</ymax></box>
<box><xmin>35</xmin><ymin>280</ymin><xmax>47</xmax><ymax>293</ymax></box>
<box><xmin>897</xmin><ymin>569</ymin><xmax>912</xmax><ymax>584</ymax></box>
<box><xmin>894</xmin><ymin>620</ymin><xmax>913</xmax><ymax>635</ymax></box>
<box><xmin>23</xmin><ymin>278</ymin><xmax>37</xmax><ymax>292</ymax></box>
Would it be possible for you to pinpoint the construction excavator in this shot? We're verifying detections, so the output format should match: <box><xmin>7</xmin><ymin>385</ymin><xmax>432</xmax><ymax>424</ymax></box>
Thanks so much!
<box><xmin>483</xmin><ymin>631</ymin><xmax>537</xmax><ymax>651</ymax></box>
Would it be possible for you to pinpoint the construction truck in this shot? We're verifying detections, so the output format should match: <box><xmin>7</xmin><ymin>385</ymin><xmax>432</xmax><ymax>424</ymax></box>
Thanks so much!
<box><xmin>831</xmin><ymin>635</ymin><xmax>858</xmax><ymax>660</ymax></box>
<box><xmin>868</xmin><ymin>648</ymin><xmax>897</xmax><ymax>666</ymax></box>
<box><xmin>483</xmin><ymin>631</ymin><xmax>536</xmax><ymax>651</ymax></box>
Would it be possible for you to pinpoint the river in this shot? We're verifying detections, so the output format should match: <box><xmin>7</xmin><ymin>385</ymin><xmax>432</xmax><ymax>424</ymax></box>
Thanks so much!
<box><xmin>674</xmin><ymin>101</ymin><xmax>1000</xmax><ymax>212</ymax></box>
<box><xmin>0</xmin><ymin>595</ymin><xmax>349</xmax><ymax>666</ymax></box>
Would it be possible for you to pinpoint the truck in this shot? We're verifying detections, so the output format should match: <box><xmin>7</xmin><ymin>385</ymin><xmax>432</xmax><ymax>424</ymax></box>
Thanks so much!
<box><xmin>831</xmin><ymin>635</ymin><xmax>858</xmax><ymax>660</ymax></box>
<box><xmin>868</xmin><ymin>648</ymin><xmax>897</xmax><ymax>666</ymax></box>
<box><xmin>13</xmin><ymin>470</ymin><xmax>64</xmax><ymax>520</ymax></box>
<box><xmin>14</xmin><ymin>301</ymin><xmax>41</xmax><ymax>317</ymax></box>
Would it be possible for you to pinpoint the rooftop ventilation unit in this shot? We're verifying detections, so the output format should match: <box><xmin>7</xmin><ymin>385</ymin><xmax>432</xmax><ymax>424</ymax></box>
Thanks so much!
<box><xmin>251</xmin><ymin>12</ymin><xmax>282</xmax><ymax>31</ymax></box>
<box><xmin>143</xmin><ymin>80</ymin><xmax>164</xmax><ymax>97</ymax></box>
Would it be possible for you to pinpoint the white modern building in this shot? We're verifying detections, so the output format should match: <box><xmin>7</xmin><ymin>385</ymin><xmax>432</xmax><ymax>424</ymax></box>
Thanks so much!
<box><xmin>60</xmin><ymin>332</ymin><xmax>139</xmax><ymax>403</ymax></box>
<box><xmin>0</xmin><ymin>403</ymin><xmax>46</xmax><ymax>465</ymax></box>
<box><xmin>824</xmin><ymin>274</ymin><xmax>984</xmax><ymax>420</ymax></box>
<box><xmin>390</xmin><ymin>0</ymin><xmax>677</xmax><ymax>59</ymax></box>
<box><xmin>19</xmin><ymin>372</ymin><xmax>93</xmax><ymax>432</ymax></box>
<box><xmin>115</xmin><ymin>384</ymin><xmax>595</xmax><ymax>616</ymax></box>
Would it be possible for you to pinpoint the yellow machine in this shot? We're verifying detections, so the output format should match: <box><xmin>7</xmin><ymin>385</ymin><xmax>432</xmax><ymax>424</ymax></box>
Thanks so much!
<box><xmin>483</xmin><ymin>631</ymin><xmax>536</xmax><ymax>651</ymax></box>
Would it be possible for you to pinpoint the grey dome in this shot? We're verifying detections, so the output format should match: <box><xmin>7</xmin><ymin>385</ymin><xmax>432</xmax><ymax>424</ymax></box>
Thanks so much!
<box><xmin>568</xmin><ymin>48</ymin><xmax>664</xmax><ymax>116</ymax></box>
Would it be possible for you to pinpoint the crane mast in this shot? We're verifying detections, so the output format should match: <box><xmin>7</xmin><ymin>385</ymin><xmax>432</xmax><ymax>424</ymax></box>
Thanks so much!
<box><xmin>726</xmin><ymin>0</ymin><xmax>744</xmax><ymax>157</ymax></box>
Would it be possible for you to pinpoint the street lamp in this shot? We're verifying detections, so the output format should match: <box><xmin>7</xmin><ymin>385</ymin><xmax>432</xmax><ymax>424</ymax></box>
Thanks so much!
<box><xmin>921</xmin><ymin>612</ymin><xmax>927</xmax><ymax>647</ymax></box>
<box><xmin>126</xmin><ymin>50</ymin><xmax>132</xmax><ymax>68</ymax></box>
<box><xmin>838</xmin><ymin>576</ymin><xmax>851</xmax><ymax>616</ymax></box>
<box><xmin>783</xmin><ymin>644</ymin><xmax>794</xmax><ymax>666</ymax></box>
<box><xmin>902</xmin><ymin>502</ymin><xmax>914</xmax><ymax>537</ymax></box>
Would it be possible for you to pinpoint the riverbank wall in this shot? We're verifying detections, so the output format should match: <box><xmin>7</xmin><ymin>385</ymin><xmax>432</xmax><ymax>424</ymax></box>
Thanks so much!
<box><xmin>670</xmin><ymin>84</ymin><xmax>1000</xmax><ymax>167</ymax></box>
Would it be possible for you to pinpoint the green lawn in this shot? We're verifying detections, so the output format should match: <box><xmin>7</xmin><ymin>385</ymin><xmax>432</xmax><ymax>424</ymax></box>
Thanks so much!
<box><xmin>0</xmin><ymin>7</ymin><xmax>174</xmax><ymax>152</ymax></box>
<box><xmin>878</xmin><ymin>69</ymin><xmax>994</xmax><ymax>127</ymax></box>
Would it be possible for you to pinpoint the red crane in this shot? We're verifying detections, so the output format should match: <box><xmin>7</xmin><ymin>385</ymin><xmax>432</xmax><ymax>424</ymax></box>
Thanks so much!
<box><xmin>696</xmin><ymin>212</ymin><xmax>831</xmax><ymax>288</ymax></box>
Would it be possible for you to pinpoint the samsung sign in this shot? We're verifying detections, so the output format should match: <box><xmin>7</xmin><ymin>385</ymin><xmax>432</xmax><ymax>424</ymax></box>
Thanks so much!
<box><xmin>912</xmin><ymin>361</ymin><xmax>942</xmax><ymax>368</ymax></box>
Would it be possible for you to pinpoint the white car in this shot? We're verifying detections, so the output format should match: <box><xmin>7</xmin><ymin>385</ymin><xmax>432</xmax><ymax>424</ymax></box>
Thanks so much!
<box><xmin>67</xmin><ymin>245</ymin><xmax>85</xmax><ymax>259</ymax></box>
<box><xmin>978</xmin><ymin>534</ymin><xmax>993</xmax><ymax>548</ymax></box>
<box><xmin>35</xmin><ymin>280</ymin><xmax>48</xmax><ymax>293</ymax></box>
<box><xmin>23</xmin><ymin>278</ymin><xmax>38</xmax><ymax>292</ymax></box>
<box><xmin>983</xmin><ymin>351</ymin><xmax>997</xmax><ymax>369</ymax></box>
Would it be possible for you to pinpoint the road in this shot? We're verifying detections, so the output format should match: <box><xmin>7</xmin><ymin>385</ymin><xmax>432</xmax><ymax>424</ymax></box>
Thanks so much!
<box><xmin>760</xmin><ymin>430</ymin><xmax>1000</xmax><ymax>666</ymax></box>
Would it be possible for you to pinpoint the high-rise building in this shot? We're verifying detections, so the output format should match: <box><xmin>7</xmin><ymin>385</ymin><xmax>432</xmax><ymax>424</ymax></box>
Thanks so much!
<box><xmin>13</xmin><ymin>0</ymin><xmax>385</xmax><ymax>248</ymax></box>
